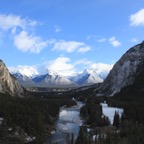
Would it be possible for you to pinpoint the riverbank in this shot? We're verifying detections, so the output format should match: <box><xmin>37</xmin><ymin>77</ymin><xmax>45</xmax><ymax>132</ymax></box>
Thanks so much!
<box><xmin>47</xmin><ymin>101</ymin><xmax>84</xmax><ymax>144</ymax></box>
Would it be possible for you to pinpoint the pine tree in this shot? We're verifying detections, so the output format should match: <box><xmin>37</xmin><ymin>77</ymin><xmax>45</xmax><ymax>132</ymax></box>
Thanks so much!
<box><xmin>113</xmin><ymin>111</ymin><xmax>120</xmax><ymax>129</ymax></box>
<box><xmin>75</xmin><ymin>126</ymin><xmax>88</xmax><ymax>144</ymax></box>
<box><xmin>71</xmin><ymin>133</ymin><xmax>74</xmax><ymax>144</ymax></box>
<box><xmin>66</xmin><ymin>133</ymin><xmax>71</xmax><ymax>144</ymax></box>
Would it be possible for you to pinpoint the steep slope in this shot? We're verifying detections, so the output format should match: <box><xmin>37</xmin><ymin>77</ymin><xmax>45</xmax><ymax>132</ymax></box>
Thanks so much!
<box><xmin>33</xmin><ymin>71</ymin><xmax>78</xmax><ymax>88</ymax></box>
<box><xmin>96</xmin><ymin>41</ymin><xmax>144</xmax><ymax>96</ymax></box>
<box><xmin>0</xmin><ymin>60</ymin><xmax>24</xmax><ymax>96</ymax></box>
<box><xmin>70</xmin><ymin>69</ymin><xmax>103</xmax><ymax>86</ymax></box>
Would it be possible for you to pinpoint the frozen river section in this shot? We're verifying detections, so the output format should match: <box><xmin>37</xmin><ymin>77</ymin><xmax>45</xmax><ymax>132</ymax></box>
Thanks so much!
<box><xmin>101</xmin><ymin>102</ymin><xmax>123</xmax><ymax>124</ymax></box>
<box><xmin>47</xmin><ymin>101</ymin><xmax>84</xmax><ymax>144</ymax></box>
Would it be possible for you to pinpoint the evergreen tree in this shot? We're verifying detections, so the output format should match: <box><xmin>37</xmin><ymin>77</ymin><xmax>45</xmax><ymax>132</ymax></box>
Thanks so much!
<box><xmin>71</xmin><ymin>133</ymin><xmax>74</xmax><ymax>144</ymax></box>
<box><xmin>66</xmin><ymin>133</ymin><xmax>71</xmax><ymax>144</ymax></box>
<box><xmin>75</xmin><ymin>126</ymin><xmax>88</xmax><ymax>144</ymax></box>
<box><xmin>113</xmin><ymin>111</ymin><xmax>120</xmax><ymax>129</ymax></box>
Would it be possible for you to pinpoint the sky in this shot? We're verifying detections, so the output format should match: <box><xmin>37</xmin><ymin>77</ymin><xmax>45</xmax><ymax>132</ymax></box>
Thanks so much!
<box><xmin>0</xmin><ymin>0</ymin><xmax>144</xmax><ymax>76</ymax></box>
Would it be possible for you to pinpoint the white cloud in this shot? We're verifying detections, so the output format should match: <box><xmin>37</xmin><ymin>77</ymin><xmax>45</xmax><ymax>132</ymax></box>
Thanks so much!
<box><xmin>130</xmin><ymin>9</ymin><xmax>144</xmax><ymax>26</ymax></box>
<box><xmin>45</xmin><ymin>57</ymin><xmax>77</xmax><ymax>76</ymax></box>
<box><xmin>77</xmin><ymin>46</ymin><xmax>91</xmax><ymax>53</ymax></box>
<box><xmin>54</xmin><ymin>25</ymin><xmax>61</xmax><ymax>32</ymax></box>
<box><xmin>109</xmin><ymin>36</ymin><xmax>121</xmax><ymax>47</ymax></box>
<box><xmin>75</xmin><ymin>59</ymin><xmax>113</xmax><ymax>75</ymax></box>
<box><xmin>129</xmin><ymin>38</ymin><xmax>138</xmax><ymax>43</ymax></box>
<box><xmin>9</xmin><ymin>58</ymin><xmax>113</xmax><ymax>77</ymax></box>
<box><xmin>97</xmin><ymin>38</ymin><xmax>106</xmax><ymax>42</ymax></box>
<box><xmin>0</xmin><ymin>14</ymin><xmax>47</xmax><ymax>53</ymax></box>
<box><xmin>0</xmin><ymin>14</ymin><xmax>38</xmax><ymax>31</ymax></box>
<box><xmin>52</xmin><ymin>40</ymin><xmax>91</xmax><ymax>53</ymax></box>
<box><xmin>86</xmin><ymin>35</ymin><xmax>92</xmax><ymax>40</ymax></box>
<box><xmin>14</xmin><ymin>31</ymin><xmax>48</xmax><ymax>53</ymax></box>
<box><xmin>89</xmin><ymin>63</ymin><xmax>113</xmax><ymax>74</ymax></box>
<box><xmin>74</xmin><ymin>59</ymin><xmax>92</xmax><ymax>66</ymax></box>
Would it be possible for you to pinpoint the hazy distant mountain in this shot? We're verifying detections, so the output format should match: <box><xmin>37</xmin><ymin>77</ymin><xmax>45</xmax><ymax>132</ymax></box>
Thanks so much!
<box><xmin>69</xmin><ymin>69</ymin><xmax>104</xmax><ymax>86</ymax></box>
<box><xmin>13</xmin><ymin>73</ymin><xmax>36</xmax><ymax>87</ymax></box>
<box><xmin>12</xmin><ymin>68</ymin><xmax>109</xmax><ymax>88</ymax></box>
<box><xmin>0</xmin><ymin>60</ymin><xmax>24</xmax><ymax>96</ymax></box>
<box><xmin>32</xmin><ymin>70</ymin><xmax>78</xmax><ymax>88</ymax></box>
<box><xmin>11</xmin><ymin>67</ymin><xmax>111</xmax><ymax>88</ymax></box>
<box><xmin>9</xmin><ymin>66</ymin><xmax>39</xmax><ymax>78</ymax></box>
<box><xmin>96</xmin><ymin>41</ymin><xmax>144</xmax><ymax>96</ymax></box>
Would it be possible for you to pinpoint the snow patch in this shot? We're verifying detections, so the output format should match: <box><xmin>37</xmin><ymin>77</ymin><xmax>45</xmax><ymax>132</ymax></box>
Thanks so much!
<box><xmin>101</xmin><ymin>103</ymin><xmax>123</xmax><ymax>124</ymax></box>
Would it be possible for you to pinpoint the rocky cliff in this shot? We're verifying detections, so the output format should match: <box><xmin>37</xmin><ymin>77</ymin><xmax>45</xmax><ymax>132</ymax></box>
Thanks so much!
<box><xmin>0</xmin><ymin>60</ymin><xmax>24</xmax><ymax>96</ymax></box>
<box><xmin>96</xmin><ymin>41</ymin><xmax>144</xmax><ymax>96</ymax></box>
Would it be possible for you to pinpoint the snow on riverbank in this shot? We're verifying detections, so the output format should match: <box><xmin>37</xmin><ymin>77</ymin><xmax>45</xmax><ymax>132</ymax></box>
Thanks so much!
<box><xmin>101</xmin><ymin>102</ymin><xmax>123</xmax><ymax>124</ymax></box>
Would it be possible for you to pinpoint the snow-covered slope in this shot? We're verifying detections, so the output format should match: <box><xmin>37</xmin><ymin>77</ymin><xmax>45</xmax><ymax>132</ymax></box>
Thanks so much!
<box><xmin>70</xmin><ymin>69</ymin><xmax>104</xmax><ymax>86</ymax></box>
<box><xmin>11</xmin><ymin>68</ymin><xmax>110</xmax><ymax>88</ymax></box>
<box><xmin>13</xmin><ymin>73</ymin><xmax>36</xmax><ymax>87</ymax></box>
<box><xmin>10</xmin><ymin>64</ymin><xmax>112</xmax><ymax>88</ymax></box>
<box><xmin>9</xmin><ymin>66</ymin><xmax>39</xmax><ymax>78</ymax></box>
<box><xmin>96</xmin><ymin>41</ymin><xmax>144</xmax><ymax>96</ymax></box>
<box><xmin>33</xmin><ymin>70</ymin><xmax>77</xmax><ymax>88</ymax></box>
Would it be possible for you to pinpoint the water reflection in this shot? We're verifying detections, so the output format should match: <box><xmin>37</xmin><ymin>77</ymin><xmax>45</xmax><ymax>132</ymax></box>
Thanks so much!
<box><xmin>47</xmin><ymin>102</ymin><xmax>83</xmax><ymax>144</ymax></box>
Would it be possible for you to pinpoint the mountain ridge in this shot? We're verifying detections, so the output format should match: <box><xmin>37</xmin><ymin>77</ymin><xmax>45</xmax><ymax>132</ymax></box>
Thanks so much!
<box><xmin>12</xmin><ymin>68</ymin><xmax>109</xmax><ymax>88</ymax></box>
<box><xmin>96</xmin><ymin>41</ymin><xmax>144</xmax><ymax>96</ymax></box>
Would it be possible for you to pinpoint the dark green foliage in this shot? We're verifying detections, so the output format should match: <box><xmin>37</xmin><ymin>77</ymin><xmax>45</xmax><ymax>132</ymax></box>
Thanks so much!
<box><xmin>75</xmin><ymin>126</ymin><xmax>88</xmax><ymax>144</ymax></box>
<box><xmin>101</xmin><ymin>115</ymin><xmax>110</xmax><ymax>126</ymax></box>
<box><xmin>66</xmin><ymin>133</ymin><xmax>71</xmax><ymax>144</ymax></box>
<box><xmin>80</xmin><ymin>100</ymin><xmax>103</xmax><ymax>126</ymax></box>
<box><xmin>0</xmin><ymin>92</ymin><xmax>77</xmax><ymax>143</ymax></box>
<box><xmin>70</xmin><ymin>133</ymin><xmax>74</xmax><ymax>144</ymax></box>
<box><xmin>113</xmin><ymin>111</ymin><xmax>120</xmax><ymax>129</ymax></box>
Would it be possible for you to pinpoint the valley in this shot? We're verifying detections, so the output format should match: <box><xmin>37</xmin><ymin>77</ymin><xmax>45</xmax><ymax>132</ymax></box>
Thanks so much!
<box><xmin>0</xmin><ymin>41</ymin><xmax>144</xmax><ymax>143</ymax></box>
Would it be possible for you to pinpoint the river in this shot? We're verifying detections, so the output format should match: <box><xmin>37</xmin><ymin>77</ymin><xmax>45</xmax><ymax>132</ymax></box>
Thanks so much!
<box><xmin>47</xmin><ymin>101</ymin><xmax>84</xmax><ymax>144</ymax></box>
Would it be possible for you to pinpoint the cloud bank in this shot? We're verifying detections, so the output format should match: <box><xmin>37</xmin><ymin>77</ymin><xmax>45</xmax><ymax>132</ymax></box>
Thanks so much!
<box><xmin>52</xmin><ymin>40</ymin><xmax>91</xmax><ymax>53</ymax></box>
<box><xmin>0</xmin><ymin>13</ymin><xmax>48</xmax><ymax>53</ymax></box>
<box><xmin>9</xmin><ymin>57</ymin><xmax>113</xmax><ymax>77</ymax></box>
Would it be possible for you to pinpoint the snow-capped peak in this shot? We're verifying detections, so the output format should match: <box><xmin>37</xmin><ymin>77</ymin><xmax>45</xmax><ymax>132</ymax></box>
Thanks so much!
<box><xmin>69</xmin><ymin>68</ymin><xmax>105</xmax><ymax>86</ymax></box>
<box><xmin>47</xmin><ymin>69</ymin><xmax>58</xmax><ymax>76</ymax></box>
<box><xmin>9</xmin><ymin>66</ymin><xmax>39</xmax><ymax>78</ymax></box>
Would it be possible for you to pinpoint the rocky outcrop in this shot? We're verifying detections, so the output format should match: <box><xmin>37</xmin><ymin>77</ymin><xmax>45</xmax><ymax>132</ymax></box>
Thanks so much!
<box><xmin>0</xmin><ymin>60</ymin><xmax>24</xmax><ymax>96</ymax></box>
<box><xmin>96</xmin><ymin>41</ymin><xmax>144</xmax><ymax>96</ymax></box>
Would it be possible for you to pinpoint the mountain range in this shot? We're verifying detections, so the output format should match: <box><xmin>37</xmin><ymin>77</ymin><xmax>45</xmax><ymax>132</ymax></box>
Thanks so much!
<box><xmin>11</xmin><ymin>68</ymin><xmax>108</xmax><ymax>88</ymax></box>
<box><xmin>1</xmin><ymin>41</ymin><xmax>144</xmax><ymax>97</ymax></box>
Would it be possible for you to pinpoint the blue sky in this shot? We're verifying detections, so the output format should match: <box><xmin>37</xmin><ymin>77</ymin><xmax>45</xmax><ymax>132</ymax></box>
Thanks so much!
<box><xmin>0</xmin><ymin>0</ymin><xmax>144</xmax><ymax>76</ymax></box>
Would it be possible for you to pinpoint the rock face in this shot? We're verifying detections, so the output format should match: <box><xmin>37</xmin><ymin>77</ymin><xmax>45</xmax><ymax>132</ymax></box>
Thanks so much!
<box><xmin>0</xmin><ymin>60</ymin><xmax>24</xmax><ymax>96</ymax></box>
<box><xmin>96</xmin><ymin>41</ymin><xmax>144</xmax><ymax>96</ymax></box>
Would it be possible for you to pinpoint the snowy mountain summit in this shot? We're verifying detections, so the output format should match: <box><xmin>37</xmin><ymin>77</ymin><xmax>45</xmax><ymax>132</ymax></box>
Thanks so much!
<box><xmin>96</xmin><ymin>41</ymin><xmax>144</xmax><ymax>96</ymax></box>
<box><xmin>11</xmin><ymin>67</ymin><xmax>110</xmax><ymax>88</ymax></box>
<box><xmin>70</xmin><ymin>69</ymin><xmax>104</xmax><ymax>86</ymax></box>
<box><xmin>32</xmin><ymin>70</ymin><xmax>77</xmax><ymax>88</ymax></box>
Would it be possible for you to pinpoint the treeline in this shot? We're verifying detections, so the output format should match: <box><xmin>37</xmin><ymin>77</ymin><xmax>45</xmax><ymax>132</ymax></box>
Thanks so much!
<box><xmin>0</xmin><ymin>92</ymin><xmax>76</xmax><ymax>143</ymax></box>
<box><xmin>80</xmin><ymin>97</ymin><xmax>110</xmax><ymax>127</ymax></box>
<box><xmin>76</xmin><ymin>91</ymin><xmax>144</xmax><ymax>144</ymax></box>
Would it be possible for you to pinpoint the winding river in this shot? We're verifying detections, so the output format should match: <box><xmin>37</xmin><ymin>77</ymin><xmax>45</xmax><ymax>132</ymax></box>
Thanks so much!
<box><xmin>47</xmin><ymin>101</ymin><xmax>84</xmax><ymax>144</ymax></box>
